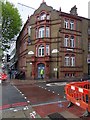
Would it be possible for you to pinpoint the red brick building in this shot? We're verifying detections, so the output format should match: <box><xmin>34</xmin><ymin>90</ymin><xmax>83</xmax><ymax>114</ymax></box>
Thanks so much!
<box><xmin>16</xmin><ymin>1</ymin><xmax>90</xmax><ymax>80</ymax></box>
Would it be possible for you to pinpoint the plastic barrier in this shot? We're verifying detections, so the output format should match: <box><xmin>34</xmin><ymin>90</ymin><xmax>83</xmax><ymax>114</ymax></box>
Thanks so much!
<box><xmin>65</xmin><ymin>81</ymin><xmax>90</xmax><ymax>117</ymax></box>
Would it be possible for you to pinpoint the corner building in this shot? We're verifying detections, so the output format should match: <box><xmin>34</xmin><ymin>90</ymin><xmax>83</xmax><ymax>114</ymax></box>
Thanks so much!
<box><xmin>16</xmin><ymin>1</ymin><xmax>90</xmax><ymax>81</ymax></box>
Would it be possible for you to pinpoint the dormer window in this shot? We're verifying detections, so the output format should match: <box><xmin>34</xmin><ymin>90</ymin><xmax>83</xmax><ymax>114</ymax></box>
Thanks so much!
<box><xmin>47</xmin><ymin>15</ymin><xmax>50</xmax><ymax>20</ymax></box>
<box><xmin>37</xmin><ymin>16</ymin><xmax>40</xmax><ymax>21</ymax></box>
<box><xmin>40</xmin><ymin>13</ymin><xmax>46</xmax><ymax>20</ymax></box>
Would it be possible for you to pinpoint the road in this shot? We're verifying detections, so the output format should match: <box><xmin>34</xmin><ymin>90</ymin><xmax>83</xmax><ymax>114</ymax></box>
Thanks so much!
<box><xmin>1</xmin><ymin>80</ymin><xmax>89</xmax><ymax>119</ymax></box>
<box><xmin>2</xmin><ymin>82</ymin><xmax>28</xmax><ymax>108</ymax></box>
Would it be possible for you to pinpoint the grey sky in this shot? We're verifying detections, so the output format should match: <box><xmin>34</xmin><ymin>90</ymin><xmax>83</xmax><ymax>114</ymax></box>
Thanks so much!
<box><xmin>7</xmin><ymin>0</ymin><xmax>89</xmax><ymax>23</ymax></box>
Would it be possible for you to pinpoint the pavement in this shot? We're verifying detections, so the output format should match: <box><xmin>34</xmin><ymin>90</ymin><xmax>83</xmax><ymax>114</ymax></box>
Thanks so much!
<box><xmin>1</xmin><ymin>79</ymin><xmax>90</xmax><ymax>119</ymax></box>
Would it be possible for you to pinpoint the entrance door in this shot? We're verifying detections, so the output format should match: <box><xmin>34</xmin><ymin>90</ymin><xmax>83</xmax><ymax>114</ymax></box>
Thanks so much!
<box><xmin>37</xmin><ymin>63</ymin><xmax>45</xmax><ymax>79</ymax></box>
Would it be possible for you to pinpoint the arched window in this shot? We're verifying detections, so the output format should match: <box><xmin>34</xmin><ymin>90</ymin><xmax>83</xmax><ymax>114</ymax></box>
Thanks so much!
<box><xmin>64</xmin><ymin>35</ymin><xmax>69</xmax><ymax>47</ymax></box>
<box><xmin>64</xmin><ymin>19</ymin><xmax>69</xmax><ymax>29</ymax></box>
<box><xmin>40</xmin><ymin>13</ymin><xmax>46</xmax><ymax>20</ymax></box>
<box><xmin>46</xmin><ymin>27</ymin><xmax>50</xmax><ymax>37</ymax></box>
<box><xmin>38</xmin><ymin>45</ymin><xmax>44</xmax><ymax>57</ymax></box>
<box><xmin>71</xmin><ymin>54</ymin><xmax>75</xmax><ymax>66</ymax></box>
<box><xmin>64</xmin><ymin>54</ymin><xmax>70</xmax><ymax>66</ymax></box>
<box><xmin>39</xmin><ymin>27</ymin><xmax>45</xmax><ymax>38</ymax></box>
<box><xmin>70</xmin><ymin>36</ymin><xmax>74</xmax><ymax>47</ymax></box>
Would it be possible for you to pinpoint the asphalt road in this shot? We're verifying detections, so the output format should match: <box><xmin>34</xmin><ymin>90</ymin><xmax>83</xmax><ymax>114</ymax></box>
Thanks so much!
<box><xmin>37</xmin><ymin>82</ymin><xmax>67</xmax><ymax>99</ymax></box>
<box><xmin>2</xmin><ymin>82</ymin><xmax>27</xmax><ymax>106</ymax></box>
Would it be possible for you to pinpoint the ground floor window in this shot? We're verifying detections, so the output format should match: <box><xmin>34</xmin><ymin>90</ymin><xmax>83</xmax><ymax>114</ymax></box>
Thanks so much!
<box><xmin>65</xmin><ymin>73</ymin><xmax>75</xmax><ymax>77</ymax></box>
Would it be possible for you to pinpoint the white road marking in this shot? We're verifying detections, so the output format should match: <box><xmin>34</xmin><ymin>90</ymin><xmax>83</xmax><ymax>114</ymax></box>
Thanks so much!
<box><xmin>46</xmin><ymin>82</ymin><xmax>67</xmax><ymax>86</ymax></box>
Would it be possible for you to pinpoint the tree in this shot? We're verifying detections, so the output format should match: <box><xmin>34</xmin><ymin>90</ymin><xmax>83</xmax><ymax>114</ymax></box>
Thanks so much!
<box><xmin>1</xmin><ymin>1</ymin><xmax>22</xmax><ymax>51</ymax></box>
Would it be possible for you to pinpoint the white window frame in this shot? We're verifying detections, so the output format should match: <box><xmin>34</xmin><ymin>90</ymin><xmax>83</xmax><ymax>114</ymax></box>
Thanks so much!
<box><xmin>88</xmin><ymin>43</ymin><xmax>90</xmax><ymax>51</ymax></box>
<box><xmin>47</xmin><ymin>15</ymin><xmax>50</xmax><ymax>20</ymax></box>
<box><xmin>39</xmin><ymin>27</ymin><xmax>45</xmax><ymax>38</ymax></box>
<box><xmin>65</xmin><ymin>56</ymin><xmax>70</xmax><ymax>66</ymax></box>
<box><xmin>36</xmin><ymin>29</ymin><xmax>38</xmax><ymax>38</ymax></box>
<box><xmin>64</xmin><ymin>36</ymin><xmax>69</xmax><ymax>47</ymax></box>
<box><xmin>40</xmin><ymin>13</ymin><xmax>46</xmax><ymax>20</ymax></box>
<box><xmin>46</xmin><ymin>45</ymin><xmax>50</xmax><ymax>55</ymax></box>
<box><xmin>70</xmin><ymin>20</ymin><xmax>74</xmax><ymax>30</ymax></box>
<box><xmin>71</xmin><ymin>56</ymin><xmax>75</xmax><ymax>66</ymax></box>
<box><xmin>70</xmin><ymin>36</ymin><xmax>74</xmax><ymax>47</ymax></box>
<box><xmin>38</xmin><ymin>45</ymin><xmax>44</xmax><ymax>57</ymax></box>
<box><xmin>46</xmin><ymin>27</ymin><xmax>50</xmax><ymax>37</ymax></box>
<box><xmin>64</xmin><ymin>19</ymin><xmax>69</xmax><ymax>29</ymax></box>
<box><xmin>28</xmin><ymin>26</ymin><xmax>31</xmax><ymax>36</ymax></box>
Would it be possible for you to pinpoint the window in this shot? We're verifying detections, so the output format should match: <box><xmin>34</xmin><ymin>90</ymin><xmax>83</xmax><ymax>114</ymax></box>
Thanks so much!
<box><xmin>46</xmin><ymin>27</ymin><xmax>50</xmax><ymax>37</ymax></box>
<box><xmin>64</xmin><ymin>35</ymin><xmax>69</xmax><ymax>47</ymax></box>
<box><xmin>64</xmin><ymin>19</ymin><xmax>69</xmax><ymax>29</ymax></box>
<box><xmin>28</xmin><ymin>26</ymin><xmax>31</xmax><ymax>36</ymax></box>
<box><xmin>46</xmin><ymin>45</ymin><xmax>49</xmax><ymax>55</ymax></box>
<box><xmin>36</xmin><ymin>29</ymin><xmax>38</xmax><ymax>38</ymax></box>
<box><xmin>70</xmin><ymin>36</ymin><xmax>74</xmax><ymax>47</ymax></box>
<box><xmin>65</xmin><ymin>56</ymin><xmax>70</xmax><ymax>66</ymax></box>
<box><xmin>38</xmin><ymin>45</ymin><xmax>44</xmax><ymax>57</ymax></box>
<box><xmin>65</xmin><ymin>55</ymin><xmax>75</xmax><ymax>66</ymax></box>
<box><xmin>70</xmin><ymin>20</ymin><xmax>74</xmax><ymax>30</ymax></box>
<box><xmin>39</xmin><ymin>27</ymin><xmax>45</xmax><ymax>38</ymax></box>
<box><xmin>88</xmin><ymin>43</ymin><xmax>90</xmax><ymax>51</ymax></box>
<box><xmin>40</xmin><ymin>13</ymin><xmax>46</xmax><ymax>20</ymax></box>
<box><xmin>47</xmin><ymin>15</ymin><xmax>50</xmax><ymax>20</ymax></box>
<box><xmin>71</xmin><ymin>56</ymin><xmax>75</xmax><ymax>66</ymax></box>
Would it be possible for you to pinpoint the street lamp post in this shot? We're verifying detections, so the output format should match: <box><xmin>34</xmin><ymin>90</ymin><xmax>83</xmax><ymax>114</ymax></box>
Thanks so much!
<box><xmin>57</xmin><ymin>28</ymin><xmax>61</xmax><ymax>79</ymax></box>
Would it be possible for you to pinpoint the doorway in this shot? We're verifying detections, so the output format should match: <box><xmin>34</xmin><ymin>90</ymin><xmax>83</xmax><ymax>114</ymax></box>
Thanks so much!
<box><xmin>37</xmin><ymin>63</ymin><xmax>45</xmax><ymax>79</ymax></box>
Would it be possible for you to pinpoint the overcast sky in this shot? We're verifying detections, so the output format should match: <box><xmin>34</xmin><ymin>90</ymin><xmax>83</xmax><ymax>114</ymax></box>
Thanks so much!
<box><xmin>7</xmin><ymin>0</ymin><xmax>90</xmax><ymax>24</ymax></box>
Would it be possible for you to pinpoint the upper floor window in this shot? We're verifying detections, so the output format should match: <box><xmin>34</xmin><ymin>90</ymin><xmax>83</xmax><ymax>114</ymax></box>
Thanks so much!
<box><xmin>47</xmin><ymin>15</ymin><xmax>50</xmax><ymax>20</ymax></box>
<box><xmin>36</xmin><ymin>28</ymin><xmax>38</xmax><ymax>38</ymax></box>
<box><xmin>71</xmin><ymin>56</ymin><xmax>75</xmax><ymax>66</ymax></box>
<box><xmin>46</xmin><ymin>45</ymin><xmax>49</xmax><ymax>55</ymax></box>
<box><xmin>40</xmin><ymin>13</ymin><xmax>46</xmax><ymax>20</ymax></box>
<box><xmin>28</xmin><ymin>26</ymin><xmax>31</xmax><ymax>36</ymax></box>
<box><xmin>46</xmin><ymin>27</ymin><xmax>50</xmax><ymax>37</ymax></box>
<box><xmin>65</xmin><ymin>56</ymin><xmax>70</xmax><ymax>66</ymax></box>
<box><xmin>70</xmin><ymin>36</ymin><xmax>74</xmax><ymax>47</ymax></box>
<box><xmin>64</xmin><ymin>35</ymin><xmax>69</xmax><ymax>47</ymax></box>
<box><xmin>88</xmin><ymin>43</ymin><xmax>90</xmax><ymax>51</ymax></box>
<box><xmin>70</xmin><ymin>20</ymin><xmax>74</xmax><ymax>30</ymax></box>
<box><xmin>64</xmin><ymin>19</ymin><xmax>69</xmax><ymax>29</ymax></box>
<box><xmin>38</xmin><ymin>45</ymin><xmax>44</xmax><ymax>57</ymax></box>
<box><xmin>39</xmin><ymin>27</ymin><xmax>45</xmax><ymax>38</ymax></box>
<box><xmin>64</xmin><ymin>55</ymin><xmax>75</xmax><ymax>66</ymax></box>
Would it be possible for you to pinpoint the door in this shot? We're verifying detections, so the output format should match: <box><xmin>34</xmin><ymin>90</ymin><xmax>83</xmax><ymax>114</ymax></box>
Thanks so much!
<box><xmin>37</xmin><ymin>63</ymin><xmax>45</xmax><ymax>79</ymax></box>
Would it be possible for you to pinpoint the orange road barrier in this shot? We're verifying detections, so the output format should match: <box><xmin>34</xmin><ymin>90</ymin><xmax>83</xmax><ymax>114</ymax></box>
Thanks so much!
<box><xmin>65</xmin><ymin>81</ymin><xmax>90</xmax><ymax>117</ymax></box>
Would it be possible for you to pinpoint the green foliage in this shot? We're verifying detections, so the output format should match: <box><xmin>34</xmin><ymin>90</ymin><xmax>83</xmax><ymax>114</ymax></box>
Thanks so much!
<box><xmin>2</xmin><ymin>1</ymin><xmax>22</xmax><ymax>51</ymax></box>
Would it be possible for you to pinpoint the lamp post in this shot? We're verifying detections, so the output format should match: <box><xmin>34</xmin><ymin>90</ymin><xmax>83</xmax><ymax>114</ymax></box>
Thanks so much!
<box><xmin>57</xmin><ymin>28</ymin><xmax>61</xmax><ymax>79</ymax></box>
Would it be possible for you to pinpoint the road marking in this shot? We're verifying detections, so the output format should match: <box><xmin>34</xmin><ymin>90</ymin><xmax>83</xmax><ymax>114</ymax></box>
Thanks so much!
<box><xmin>24</xmin><ymin>97</ymin><xmax>27</xmax><ymax>99</ymax></box>
<box><xmin>31</xmin><ymin>100</ymin><xmax>67</xmax><ymax>107</ymax></box>
<box><xmin>27</xmin><ymin>101</ymin><xmax>30</xmax><ymax>103</ymax></box>
<box><xmin>46</xmin><ymin>82</ymin><xmax>67</xmax><ymax>86</ymax></box>
<box><xmin>13</xmin><ymin>109</ymin><xmax>18</xmax><ymax>112</ymax></box>
<box><xmin>52</xmin><ymin>91</ymin><xmax>55</xmax><ymax>93</ymax></box>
